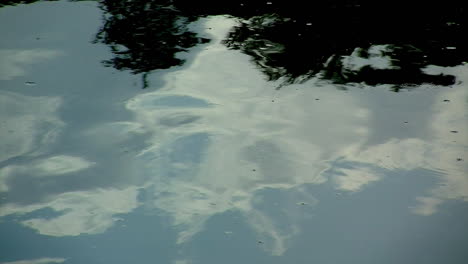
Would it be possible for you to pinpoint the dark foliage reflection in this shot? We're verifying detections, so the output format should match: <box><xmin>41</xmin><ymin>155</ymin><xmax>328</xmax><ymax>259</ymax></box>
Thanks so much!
<box><xmin>2</xmin><ymin>0</ymin><xmax>466</xmax><ymax>88</ymax></box>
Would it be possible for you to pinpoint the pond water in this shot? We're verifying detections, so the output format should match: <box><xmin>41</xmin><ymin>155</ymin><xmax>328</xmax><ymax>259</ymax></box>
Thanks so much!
<box><xmin>0</xmin><ymin>1</ymin><xmax>467</xmax><ymax>264</ymax></box>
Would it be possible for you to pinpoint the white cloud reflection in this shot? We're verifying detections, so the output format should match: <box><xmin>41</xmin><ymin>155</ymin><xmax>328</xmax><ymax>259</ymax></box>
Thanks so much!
<box><xmin>342</xmin><ymin>65</ymin><xmax>468</xmax><ymax>215</ymax></box>
<box><xmin>0</xmin><ymin>91</ymin><xmax>64</xmax><ymax>163</ymax></box>
<box><xmin>0</xmin><ymin>156</ymin><xmax>95</xmax><ymax>182</ymax></box>
<box><xmin>120</xmin><ymin>17</ymin><xmax>467</xmax><ymax>255</ymax></box>
<box><xmin>333</xmin><ymin>167</ymin><xmax>381</xmax><ymax>192</ymax></box>
<box><xmin>0</xmin><ymin>91</ymin><xmax>67</xmax><ymax>194</ymax></box>
<box><xmin>31</xmin><ymin>155</ymin><xmax>96</xmax><ymax>177</ymax></box>
<box><xmin>411</xmin><ymin>196</ymin><xmax>443</xmax><ymax>216</ymax></box>
<box><xmin>0</xmin><ymin>187</ymin><xmax>139</xmax><ymax>236</ymax></box>
<box><xmin>342</xmin><ymin>45</ymin><xmax>395</xmax><ymax>71</ymax></box>
<box><xmin>0</xmin><ymin>49</ymin><xmax>63</xmax><ymax>80</ymax></box>
<box><xmin>173</xmin><ymin>260</ymin><xmax>190</xmax><ymax>264</ymax></box>
<box><xmin>123</xmin><ymin>16</ymin><xmax>370</xmax><ymax>255</ymax></box>
<box><xmin>0</xmin><ymin>77</ymin><xmax>141</xmax><ymax>238</ymax></box>
<box><xmin>0</xmin><ymin>15</ymin><xmax>465</xmax><ymax>257</ymax></box>
<box><xmin>0</xmin><ymin>90</ymin><xmax>137</xmax><ymax>236</ymax></box>
<box><xmin>1</xmin><ymin>258</ymin><xmax>66</xmax><ymax>264</ymax></box>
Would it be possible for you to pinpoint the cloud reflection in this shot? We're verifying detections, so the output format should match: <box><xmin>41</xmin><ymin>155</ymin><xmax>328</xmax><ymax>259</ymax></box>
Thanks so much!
<box><xmin>122</xmin><ymin>16</ymin><xmax>467</xmax><ymax>255</ymax></box>
<box><xmin>1</xmin><ymin>258</ymin><xmax>66</xmax><ymax>264</ymax></box>
<box><xmin>0</xmin><ymin>49</ymin><xmax>63</xmax><ymax>80</ymax></box>
<box><xmin>0</xmin><ymin>187</ymin><xmax>139</xmax><ymax>236</ymax></box>
<box><xmin>0</xmin><ymin>91</ymin><xmax>137</xmax><ymax>237</ymax></box>
<box><xmin>173</xmin><ymin>260</ymin><xmax>190</xmax><ymax>264</ymax></box>
<box><xmin>340</xmin><ymin>65</ymin><xmax>468</xmax><ymax>215</ymax></box>
<box><xmin>333</xmin><ymin>167</ymin><xmax>381</xmax><ymax>192</ymax></box>
<box><xmin>124</xmin><ymin>16</ymin><xmax>369</xmax><ymax>255</ymax></box>
<box><xmin>2</xmin><ymin>155</ymin><xmax>95</xmax><ymax>179</ymax></box>
<box><xmin>0</xmin><ymin>91</ymin><xmax>64</xmax><ymax>163</ymax></box>
<box><xmin>0</xmin><ymin>15</ymin><xmax>465</xmax><ymax>257</ymax></box>
<box><xmin>411</xmin><ymin>196</ymin><xmax>443</xmax><ymax>216</ymax></box>
<box><xmin>0</xmin><ymin>155</ymin><xmax>95</xmax><ymax>194</ymax></box>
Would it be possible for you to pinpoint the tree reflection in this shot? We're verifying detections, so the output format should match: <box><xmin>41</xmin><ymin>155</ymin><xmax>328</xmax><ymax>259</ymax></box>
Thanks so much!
<box><xmin>97</xmin><ymin>0</ymin><xmax>468</xmax><ymax>88</ymax></box>
<box><xmin>0</xmin><ymin>0</ymin><xmax>45</xmax><ymax>7</ymax></box>
<box><xmin>2</xmin><ymin>0</ymin><xmax>466</xmax><ymax>88</ymax></box>
<box><xmin>0</xmin><ymin>0</ymin><xmax>85</xmax><ymax>7</ymax></box>
<box><xmin>94</xmin><ymin>0</ymin><xmax>209</xmax><ymax>88</ymax></box>
<box><xmin>219</xmin><ymin>0</ymin><xmax>466</xmax><ymax>87</ymax></box>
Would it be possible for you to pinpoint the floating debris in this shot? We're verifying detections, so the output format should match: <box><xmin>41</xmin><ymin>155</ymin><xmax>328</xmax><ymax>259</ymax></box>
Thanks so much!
<box><xmin>450</xmin><ymin>130</ymin><xmax>458</xmax><ymax>133</ymax></box>
<box><xmin>404</xmin><ymin>121</ymin><xmax>408</xmax><ymax>124</ymax></box>
<box><xmin>25</xmin><ymin>81</ymin><xmax>36</xmax><ymax>86</ymax></box>
<box><xmin>443</xmin><ymin>99</ymin><xmax>450</xmax><ymax>102</ymax></box>
<box><xmin>297</xmin><ymin>202</ymin><xmax>308</xmax><ymax>205</ymax></box>
<box><xmin>252</xmin><ymin>169</ymin><xmax>256</xmax><ymax>172</ymax></box>
<box><xmin>224</xmin><ymin>231</ymin><xmax>233</xmax><ymax>235</ymax></box>
<box><xmin>456</xmin><ymin>158</ymin><xmax>463</xmax><ymax>161</ymax></box>
<box><xmin>257</xmin><ymin>240</ymin><xmax>264</xmax><ymax>244</ymax></box>
<box><xmin>266</xmin><ymin>2</ymin><xmax>272</xmax><ymax>5</ymax></box>
<box><xmin>306</xmin><ymin>22</ymin><xmax>312</xmax><ymax>26</ymax></box>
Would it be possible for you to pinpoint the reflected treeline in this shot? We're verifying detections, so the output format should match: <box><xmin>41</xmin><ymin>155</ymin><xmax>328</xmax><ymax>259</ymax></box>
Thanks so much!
<box><xmin>0</xmin><ymin>0</ymin><xmax>86</xmax><ymax>7</ymax></box>
<box><xmin>0</xmin><ymin>0</ymin><xmax>53</xmax><ymax>7</ymax></box>
<box><xmin>2</xmin><ymin>0</ymin><xmax>466</xmax><ymax>88</ymax></box>
<box><xmin>96</xmin><ymin>0</ymin><xmax>468</xmax><ymax>88</ymax></box>
<box><xmin>219</xmin><ymin>0</ymin><xmax>466</xmax><ymax>88</ymax></box>
<box><xmin>94</xmin><ymin>0</ymin><xmax>209</xmax><ymax>76</ymax></box>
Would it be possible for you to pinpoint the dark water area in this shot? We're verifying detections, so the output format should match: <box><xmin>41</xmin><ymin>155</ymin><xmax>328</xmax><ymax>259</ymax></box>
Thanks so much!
<box><xmin>87</xmin><ymin>0</ymin><xmax>468</xmax><ymax>88</ymax></box>
<box><xmin>3</xmin><ymin>0</ymin><xmax>466</xmax><ymax>88</ymax></box>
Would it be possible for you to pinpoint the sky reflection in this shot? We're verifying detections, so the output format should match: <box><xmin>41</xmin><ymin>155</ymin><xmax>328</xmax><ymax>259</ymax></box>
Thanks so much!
<box><xmin>0</xmin><ymin>6</ymin><xmax>467</xmax><ymax>262</ymax></box>
<box><xmin>0</xmin><ymin>49</ymin><xmax>63</xmax><ymax>81</ymax></box>
<box><xmin>109</xmin><ymin>17</ymin><xmax>467</xmax><ymax>254</ymax></box>
<box><xmin>1</xmin><ymin>258</ymin><xmax>66</xmax><ymax>264</ymax></box>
